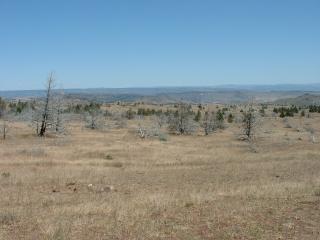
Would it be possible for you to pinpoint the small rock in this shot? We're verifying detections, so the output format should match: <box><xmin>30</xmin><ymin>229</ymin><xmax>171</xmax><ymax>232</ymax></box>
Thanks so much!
<box><xmin>87</xmin><ymin>184</ymin><xmax>115</xmax><ymax>193</ymax></box>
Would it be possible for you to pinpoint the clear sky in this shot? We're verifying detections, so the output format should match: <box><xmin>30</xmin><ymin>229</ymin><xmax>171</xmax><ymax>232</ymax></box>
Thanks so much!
<box><xmin>1</xmin><ymin>0</ymin><xmax>320</xmax><ymax>90</ymax></box>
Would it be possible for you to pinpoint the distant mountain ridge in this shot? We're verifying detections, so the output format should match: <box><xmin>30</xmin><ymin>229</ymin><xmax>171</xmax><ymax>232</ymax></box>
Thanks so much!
<box><xmin>1</xmin><ymin>84</ymin><xmax>320</xmax><ymax>104</ymax></box>
<box><xmin>215</xmin><ymin>83</ymin><xmax>320</xmax><ymax>92</ymax></box>
<box><xmin>273</xmin><ymin>93</ymin><xmax>320</xmax><ymax>106</ymax></box>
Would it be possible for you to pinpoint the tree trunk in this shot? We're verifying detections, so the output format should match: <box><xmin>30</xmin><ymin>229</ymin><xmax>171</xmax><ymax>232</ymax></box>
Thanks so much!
<box><xmin>3</xmin><ymin>121</ymin><xmax>6</xmax><ymax>140</ymax></box>
<box><xmin>38</xmin><ymin>73</ymin><xmax>54</xmax><ymax>137</ymax></box>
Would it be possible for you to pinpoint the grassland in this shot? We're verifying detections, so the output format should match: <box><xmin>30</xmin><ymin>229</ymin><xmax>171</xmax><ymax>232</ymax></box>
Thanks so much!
<box><xmin>0</xmin><ymin>107</ymin><xmax>320</xmax><ymax>239</ymax></box>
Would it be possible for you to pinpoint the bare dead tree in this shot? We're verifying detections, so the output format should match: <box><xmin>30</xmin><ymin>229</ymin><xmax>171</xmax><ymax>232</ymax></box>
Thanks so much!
<box><xmin>106</xmin><ymin>109</ymin><xmax>127</xmax><ymax>129</ymax></box>
<box><xmin>201</xmin><ymin>111</ymin><xmax>215</xmax><ymax>135</ymax></box>
<box><xmin>86</xmin><ymin>111</ymin><xmax>101</xmax><ymax>129</ymax></box>
<box><xmin>2</xmin><ymin>120</ymin><xmax>7</xmax><ymax>140</ymax></box>
<box><xmin>53</xmin><ymin>90</ymin><xmax>65</xmax><ymax>133</ymax></box>
<box><xmin>0</xmin><ymin>98</ymin><xmax>8</xmax><ymax>140</ymax></box>
<box><xmin>39</xmin><ymin>73</ymin><xmax>55</xmax><ymax>137</ymax></box>
<box><xmin>136</xmin><ymin>115</ymin><xmax>165</xmax><ymax>140</ymax></box>
<box><xmin>154</xmin><ymin>114</ymin><xmax>167</xmax><ymax>129</ymax></box>
<box><xmin>0</xmin><ymin>97</ymin><xmax>6</xmax><ymax>119</ymax></box>
<box><xmin>30</xmin><ymin>106</ymin><xmax>41</xmax><ymax>135</ymax></box>
<box><xmin>168</xmin><ymin>102</ymin><xmax>197</xmax><ymax>135</ymax></box>
<box><xmin>137</xmin><ymin>123</ymin><xmax>146</xmax><ymax>139</ymax></box>
<box><xmin>84</xmin><ymin>102</ymin><xmax>104</xmax><ymax>130</ymax></box>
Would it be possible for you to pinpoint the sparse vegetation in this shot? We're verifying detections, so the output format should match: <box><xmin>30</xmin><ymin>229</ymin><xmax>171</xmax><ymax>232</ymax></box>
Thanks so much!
<box><xmin>227</xmin><ymin>113</ymin><xmax>234</xmax><ymax>123</ymax></box>
<box><xmin>242</xmin><ymin>105</ymin><xmax>258</xmax><ymax>141</ymax></box>
<box><xmin>2</xmin><ymin>0</ymin><xmax>320</xmax><ymax>237</ymax></box>
<box><xmin>84</xmin><ymin>102</ymin><xmax>104</xmax><ymax>129</ymax></box>
<box><xmin>201</xmin><ymin>111</ymin><xmax>215</xmax><ymax>135</ymax></box>
<box><xmin>0</xmin><ymin>97</ymin><xmax>6</xmax><ymax>118</ymax></box>
<box><xmin>168</xmin><ymin>102</ymin><xmax>197</xmax><ymax>135</ymax></box>
<box><xmin>308</xmin><ymin>105</ymin><xmax>320</xmax><ymax>113</ymax></box>
<box><xmin>215</xmin><ymin>109</ymin><xmax>225</xmax><ymax>129</ymax></box>
<box><xmin>273</xmin><ymin>105</ymin><xmax>299</xmax><ymax>118</ymax></box>
<box><xmin>1</xmin><ymin>95</ymin><xmax>320</xmax><ymax>239</ymax></box>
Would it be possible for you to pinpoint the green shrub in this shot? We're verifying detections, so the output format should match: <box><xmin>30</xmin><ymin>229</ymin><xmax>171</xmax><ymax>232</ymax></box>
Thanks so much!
<box><xmin>158</xmin><ymin>132</ymin><xmax>168</xmax><ymax>141</ymax></box>
<box><xmin>227</xmin><ymin>113</ymin><xmax>234</xmax><ymax>123</ymax></box>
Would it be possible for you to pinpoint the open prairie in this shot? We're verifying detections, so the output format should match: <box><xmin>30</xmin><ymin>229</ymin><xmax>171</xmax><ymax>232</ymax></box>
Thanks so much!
<box><xmin>2</xmin><ymin>0</ymin><xmax>320</xmax><ymax>238</ymax></box>
<box><xmin>1</xmin><ymin>106</ymin><xmax>320</xmax><ymax>240</ymax></box>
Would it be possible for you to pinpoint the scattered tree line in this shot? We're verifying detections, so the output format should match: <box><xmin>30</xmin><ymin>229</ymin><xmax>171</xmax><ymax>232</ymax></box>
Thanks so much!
<box><xmin>308</xmin><ymin>105</ymin><xmax>320</xmax><ymax>113</ymax></box>
<box><xmin>273</xmin><ymin>106</ymin><xmax>299</xmax><ymax>118</ymax></box>
<box><xmin>64</xmin><ymin>102</ymin><xmax>102</xmax><ymax>114</ymax></box>
<box><xmin>4</xmin><ymin>73</ymin><xmax>320</xmax><ymax>144</ymax></box>
<box><xmin>8</xmin><ymin>101</ymin><xmax>33</xmax><ymax>114</ymax></box>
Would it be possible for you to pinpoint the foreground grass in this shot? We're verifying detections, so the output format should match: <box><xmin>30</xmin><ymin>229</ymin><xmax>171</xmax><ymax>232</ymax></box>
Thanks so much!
<box><xmin>0</xmin><ymin>119</ymin><xmax>320</xmax><ymax>240</ymax></box>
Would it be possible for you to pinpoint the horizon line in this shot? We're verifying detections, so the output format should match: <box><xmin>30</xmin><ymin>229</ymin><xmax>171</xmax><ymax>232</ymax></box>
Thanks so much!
<box><xmin>2</xmin><ymin>82</ymin><xmax>320</xmax><ymax>92</ymax></box>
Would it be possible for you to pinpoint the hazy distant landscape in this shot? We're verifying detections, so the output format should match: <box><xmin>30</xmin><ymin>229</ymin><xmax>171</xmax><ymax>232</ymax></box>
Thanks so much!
<box><xmin>2</xmin><ymin>84</ymin><xmax>320</xmax><ymax>104</ymax></box>
<box><xmin>1</xmin><ymin>82</ymin><xmax>320</xmax><ymax>239</ymax></box>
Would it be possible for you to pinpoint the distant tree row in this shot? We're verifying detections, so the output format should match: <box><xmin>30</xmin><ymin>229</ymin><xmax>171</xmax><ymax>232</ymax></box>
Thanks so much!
<box><xmin>308</xmin><ymin>105</ymin><xmax>320</xmax><ymax>113</ymax></box>
<box><xmin>273</xmin><ymin>106</ymin><xmax>299</xmax><ymax>118</ymax></box>
<box><xmin>137</xmin><ymin>108</ymin><xmax>163</xmax><ymax>116</ymax></box>
<box><xmin>0</xmin><ymin>98</ymin><xmax>36</xmax><ymax>116</ymax></box>
<box><xmin>0</xmin><ymin>75</ymin><xmax>260</xmax><ymax>143</ymax></box>
<box><xmin>65</xmin><ymin>102</ymin><xmax>102</xmax><ymax>114</ymax></box>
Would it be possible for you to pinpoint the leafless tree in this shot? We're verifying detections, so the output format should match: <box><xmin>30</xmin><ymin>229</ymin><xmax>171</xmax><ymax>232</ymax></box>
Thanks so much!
<box><xmin>0</xmin><ymin>97</ymin><xmax>6</xmax><ymax>119</ymax></box>
<box><xmin>137</xmin><ymin>123</ymin><xmax>146</xmax><ymax>139</ymax></box>
<box><xmin>0</xmin><ymin>98</ymin><xmax>8</xmax><ymax>140</ymax></box>
<box><xmin>86</xmin><ymin>112</ymin><xmax>103</xmax><ymax>129</ymax></box>
<box><xmin>136</xmin><ymin>115</ymin><xmax>165</xmax><ymax>140</ymax></box>
<box><xmin>168</xmin><ymin>102</ymin><xmax>197</xmax><ymax>135</ymax></box>
<box><xmin>38</xmin><ymin>73</ymin><xmax>55</xmax><ymax>137</ymax></box>
<box><xmin>0</xmin><ymin>115</ymin><xmax>7</xmax><ymax>141</ymax></box>
<box><xmin>30</xmin><ymin>106</ymin><xmax>42</xmax><ymax>135</ymax></box>
<box><xmin>201</xmin><ymin>111</ymin><xmax>215</xmax><ymax>135</ymax></box>
<box><xmin>84</xmin><ymin>103</ymin><xmax>104</xmax><ymax>130</ymax></box>
<box><xmin>106</xmin><ymin>109</ymin><xmax>127</xmax><ymax>129</ymax></box>
<box><xmin>53</xmin><ymin>90</ymin><xmax>65</xmax><ymax>133</ymax></box>
<box><xmin>154</xmin><ymin>114</ymin><xmax>167</xmax><ymax>129</ymax></box>
<box><xmin>2</xmin><ymin>120</ymin><xmax>8</xmax><ymax>140</ymax></box>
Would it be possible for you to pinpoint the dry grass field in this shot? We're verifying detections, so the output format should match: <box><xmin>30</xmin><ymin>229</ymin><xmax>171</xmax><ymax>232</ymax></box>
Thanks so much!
<box><xmin>1</xmin><ymin>109</ymin><xmax>320</xmax><ymax>239</ymax></box>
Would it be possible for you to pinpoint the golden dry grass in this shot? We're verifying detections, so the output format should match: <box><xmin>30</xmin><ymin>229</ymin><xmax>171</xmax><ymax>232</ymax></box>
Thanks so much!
<box><xmin>1</xmin><ymin>113</ymin><xmax>320</xmax><ymax>239</ymax></box>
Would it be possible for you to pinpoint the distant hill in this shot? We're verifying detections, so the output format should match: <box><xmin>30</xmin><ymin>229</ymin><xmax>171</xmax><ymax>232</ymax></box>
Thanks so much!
<box><xmin>138</xmin><ymin>91</ymin><xmax>304</xmax><ymax>104</ymax></box>
<box><xmin>1</xmin><ymin>84</ymin><xmax>320</xmax><ymax>104</ymax></box>
<box><xmin>56</xmin><ymin>89</ymin><xmax>312</xmax><ymax>104</ymax></box>
<box><xmin>273</xmin><ymin>93</ymin><xmax>320</xmax><ymax>106</ymax></box>
<box><xmin>215</xmin><ymin>83</ymin><xmax>320</xmax><ymax>92</ymax></box>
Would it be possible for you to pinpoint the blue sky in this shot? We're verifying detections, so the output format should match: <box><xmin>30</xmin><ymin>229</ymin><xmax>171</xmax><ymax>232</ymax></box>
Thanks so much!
<box><xmin>1</xmin><ymin>0</ymin><xmax>320</xmax><ymax>90</ymax></box>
